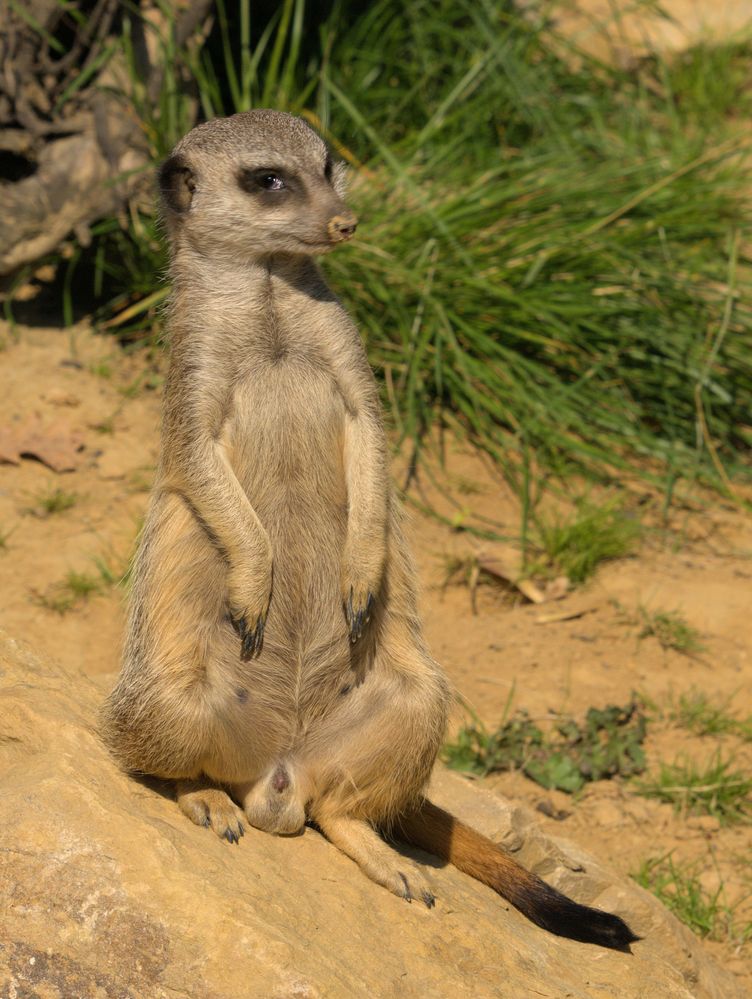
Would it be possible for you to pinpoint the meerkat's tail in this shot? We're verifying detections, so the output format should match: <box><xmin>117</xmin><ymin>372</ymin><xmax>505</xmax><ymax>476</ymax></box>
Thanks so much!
<box><xmin>394</xmin><ymin>797</ymin><xmax>639</xmax><ymax>951</ymax></box>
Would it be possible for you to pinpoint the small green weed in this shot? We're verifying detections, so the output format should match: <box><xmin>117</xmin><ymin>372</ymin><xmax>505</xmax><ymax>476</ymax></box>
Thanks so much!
<box><xmin>34</xmin><ymin>588</ymin><xmax>77</xmax><ymax>615</ymax></box>
<box><xmin>672</xmin><ymin>690</ymin><xmax>752</xmax><ymax>741</ymax></box>
<box><xmin>636</xmin><ymin>754</ymin><xmax>752</xmax><ymax>824</ymax></box>
<box><xmin>633</xmin><ymin>854</ymin><xmax>735</xmax><ymax>939</ymax></box>
<box><xmin>443</xmin><ymin>699</ymin><xmax>647</xmax><ymax>792</ymax></box>
<box><xmin>33</xmin><ymin>555</ymin><xmax>127</xmax><ymax>614</ymax></box>
<box><xmin>34</xmin><ymin>570</ymin><xmax>100</xmax><ymax>614</ymax></box>
<box><xmin>532</xmin><ymin>501</ymin><xmax>640</xmax><ymax>584</ymax></box>
<box><xmin>27</xmin><ymin>487</ymin><xmax>78</xmax><ymax>517</ymax></box>
<box><xmin>443</xmin><ymin>711</ymin><xmax>544</xmax><ymax>777</ymax></box>
<box><xmin>92</xmin><ymin>415</ymin><xmax>116</xmax><ymax>435</ymax></box>
<box><xmin>63</xmin><ymin>570</ymin><xmax>102</xmax><ymax>599</ymax></box>
<box><xmin>638</xmin><ymin>608</ymin><xmax>705</xmax><ymax>656</ymax></box>
<box><xmin>89</xmin><ymin>360</ymin><xmax>113</xmax><ymax>379</ymax></box>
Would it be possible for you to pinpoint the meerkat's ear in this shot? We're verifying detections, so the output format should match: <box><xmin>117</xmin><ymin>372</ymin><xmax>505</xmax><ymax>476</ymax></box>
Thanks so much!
<box><xmin>331</xmin><ymin>160</ymin><xmax>349</xmax><ymax>198</ymax></box>
<box><xmin>158</xmin><ymin>154</ymin><xmax>196</xmax><ymax>214</ymax></box>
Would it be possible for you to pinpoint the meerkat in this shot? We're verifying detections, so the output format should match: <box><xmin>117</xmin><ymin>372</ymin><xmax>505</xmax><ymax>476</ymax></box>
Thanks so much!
<box><xmin>101</xmin><ymin>109</ymin><xmax>637</xmax><ymax>950</ymax></box>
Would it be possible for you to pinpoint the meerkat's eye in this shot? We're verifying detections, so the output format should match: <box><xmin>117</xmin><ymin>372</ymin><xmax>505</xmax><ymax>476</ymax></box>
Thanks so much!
<box><xmin>259</xmin><ymin>173</ymin><xmax>285</xmax><ymax>191</ymax></box>
<box><xmin>237</xmin><ymin>167</ymin><xmax>290</xmax><ymax>194</ymax></box>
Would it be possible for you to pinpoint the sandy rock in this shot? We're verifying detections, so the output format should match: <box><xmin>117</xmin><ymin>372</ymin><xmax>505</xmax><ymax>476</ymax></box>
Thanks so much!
<box><xmin>0</xmin><ymin>632</ymin><xmax>745</xmax><ymax>999</ymax></box>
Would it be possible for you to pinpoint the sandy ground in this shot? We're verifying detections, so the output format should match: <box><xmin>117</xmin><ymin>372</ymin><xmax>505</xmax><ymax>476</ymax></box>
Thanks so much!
<box><xmin>0</xmin><ymin>321</ymin><xmax>750</xmax><ymax>988</ymax></box>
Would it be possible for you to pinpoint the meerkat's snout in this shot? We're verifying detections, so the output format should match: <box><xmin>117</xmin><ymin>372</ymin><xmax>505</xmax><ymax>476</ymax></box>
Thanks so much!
<box><xmin>327</xmin><ymin>214</ymin><xmax>358</xmax><ymax>243</ymax></box>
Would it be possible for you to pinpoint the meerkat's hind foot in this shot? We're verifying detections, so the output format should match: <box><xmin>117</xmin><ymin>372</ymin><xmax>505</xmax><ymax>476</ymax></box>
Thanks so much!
<box><xmin>316</xmin><ymin>815</ymin><xmax>435</xmax><ymax>909</ymax></box>
<box><xmin>176</xmin><ymin>780</ymin><xmax>246</xmax><ymax>844</ymax></box>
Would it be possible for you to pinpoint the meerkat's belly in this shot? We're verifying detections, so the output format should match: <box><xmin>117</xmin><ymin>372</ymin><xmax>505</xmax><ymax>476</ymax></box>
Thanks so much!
<box><xmin>224</xmin><ymin>355</ymin><xmax>352</xmax><ymax>679</ymax></box>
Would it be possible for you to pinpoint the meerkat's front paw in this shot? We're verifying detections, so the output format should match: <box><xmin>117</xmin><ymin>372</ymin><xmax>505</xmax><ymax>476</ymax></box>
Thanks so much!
<box><xmin>341</xmin><ymin>548</ymin><xmax>382</xmax><ymax>642</ymax></box>
<box><xmin>230</xmin><ymin>609</ymin><xmax>267</xmax><ymax>659</ymax></box>
<box><xmin>228</xmin><ymin>564</ymin><xmax>272</xmax><ymax>659</ymax></box>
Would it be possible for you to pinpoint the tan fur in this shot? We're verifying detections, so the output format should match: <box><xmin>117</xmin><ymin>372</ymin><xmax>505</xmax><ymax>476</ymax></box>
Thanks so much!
<box><xmin>101</xmin><ymin>114</ymin><xmax>638</xmax><ymax>949</ymax></box>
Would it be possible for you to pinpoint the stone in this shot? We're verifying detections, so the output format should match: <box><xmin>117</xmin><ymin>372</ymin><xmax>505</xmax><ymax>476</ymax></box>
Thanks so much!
<box><xmin>0</xmin><ymin>631</ymin><xmax>744</xmax><ymax>999</ymax></box>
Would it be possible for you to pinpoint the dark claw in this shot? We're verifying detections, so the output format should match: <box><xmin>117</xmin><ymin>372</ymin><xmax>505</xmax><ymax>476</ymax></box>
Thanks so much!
<box><xmin>240</xmin><ymin>615</ymin><xmax>265</xmax><ymax>660</ymax></box>
<box><xmin>237</xmin><ymin>823</ymin><xmax>245</xmax><ymax>837</ymax></box>
<box><xmin>352</xmin><ymin>609</ymin><xmax>363</xmax><ymax>643</ymax></box>
<box><xmin>346</xmin><ymin>589</ymin><xmax>375</xmax><ymax>643</ymax></box>
<box><xmin>202</xmin><ymin>815</ymin><xmax>211</xmax><ymax>828</ymax></box>
<box><xmin>398</xmin><ymin>872</ymin><xmax>412</xmax><ymax>903</ymax></box>
<box><xmin>241</xmin><ymin>629</ymin><xmax>254</xmax><ymax>659</ymax></box>
<box><xmin>422</xmin><ymin>891</ymin><xmax>435</xmax><ymax>909</ymax></box>
<box><xmin>224</xmin><ymin>829</ymin><xmax>238</xmax><ymax>844</ymax></box>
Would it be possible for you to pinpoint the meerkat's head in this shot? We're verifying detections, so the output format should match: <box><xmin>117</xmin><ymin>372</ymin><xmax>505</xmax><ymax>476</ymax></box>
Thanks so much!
<box><xmin>158</xmin><ymin>109</ymin><xmax>356</xmax><ymax>260</ymax></box>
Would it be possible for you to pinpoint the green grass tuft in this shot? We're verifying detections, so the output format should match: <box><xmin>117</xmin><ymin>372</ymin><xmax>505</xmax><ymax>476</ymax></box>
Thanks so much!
<box><xmin>92</xmin><ymin>415</ymin><xmax>116</xmax><ymax>435</ymax></box>
<box><xmin>89</xmin><ymin>360</ymin><xmax>113</xmax><ymax>379</ymax></box>
<box><xmin>33</xmin><ymin>555</ymin><xmax>128</xmax><ymax>615</ymax></box>
<box><xmin>636</xmin><ymin>754</ymin><xmax>752</xmax><ymax>824</ymax></box>
<box><xmin>63</xmin><ymin>570</ymin><xmax>102</xmax><ymax>599</ymax></box>
<box><xmin>632</xmin><ymin>853</ymin><xmax>736</xmax><ymax>939</ymax></box>
<box><xmin>660</xmin><ymin>40</ymin><xmax>752</xmax><ymax>127</ymax></box>
<box><xmin>672</xmin><ymin>690</ymin><xmax>752</xmax><ymax>740</ymax></box>
<box><xmin>34</xmin><ymin>569</ymin><xmax>100</xmax><ymax>614</ymax></box>
<box><xmin>639</xmin><ymin>608</ymin><xmax>705</xmax><ymax>655</ymax></box>
<box><xmin>27</xmin><ymin>487</ymin><xmax>78</xmax><ymax>517</ymax></box>
<box><xmin>532</xmin><ymin>500</ymin><xmax>640</xmax><ymax>583</ymax></box>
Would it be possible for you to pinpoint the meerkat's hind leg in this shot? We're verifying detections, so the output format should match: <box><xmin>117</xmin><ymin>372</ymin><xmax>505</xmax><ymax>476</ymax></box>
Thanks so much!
<box><xmin>176</xmin><ymin>779</ymin><xmax>247</xmax><ymax>844</ymax></box>
<box><xmin>316</xmin><ymin>815</ymin><xmax>435</xmax><ymax>909</ymax></box>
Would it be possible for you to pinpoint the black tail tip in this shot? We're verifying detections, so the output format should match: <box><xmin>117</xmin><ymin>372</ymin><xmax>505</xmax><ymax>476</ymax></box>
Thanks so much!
<box><xmin>527</xmin><ymin>882</ymin><xmax>641</xmax><ymax>951</ymax></box>
<box><xmin>567</xmin><ymin>907</ymin><xmax>641</xmax><ymax>952</ymax></box>
<box><xmin>543</xmin><ymin>899</ymin><xmax>641</xmax><ymax>951</ymax></box>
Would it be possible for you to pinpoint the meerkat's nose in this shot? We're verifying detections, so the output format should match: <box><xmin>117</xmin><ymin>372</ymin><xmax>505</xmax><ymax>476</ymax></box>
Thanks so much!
<box><xmin>328</xmin><ymin>214</ymin><xmax>358</xmax><ymax>242</ymax></box>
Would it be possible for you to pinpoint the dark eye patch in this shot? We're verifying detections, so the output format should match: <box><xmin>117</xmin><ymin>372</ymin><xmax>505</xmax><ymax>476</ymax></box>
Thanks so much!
<box><xmin>237</xmin><ymin>166</ymin><xmax>297</xmax><ymax>195</ymax></box>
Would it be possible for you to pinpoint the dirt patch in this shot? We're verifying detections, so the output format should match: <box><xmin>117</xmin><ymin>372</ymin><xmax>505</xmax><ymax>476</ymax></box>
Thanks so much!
<box><xmin>0</xmin><ymin>322</ymin><xmax>750</xmax><ymax>989</ymax></box>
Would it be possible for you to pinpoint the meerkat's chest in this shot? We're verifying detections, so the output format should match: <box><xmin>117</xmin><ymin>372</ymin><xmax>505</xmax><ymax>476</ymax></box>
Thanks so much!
<box><xmin>224</xmin><ymin>344</ymin><xmax>347</xmax><ymax>494</ymax></box>
<box><xmin>217</xmin><ymin>291</ymin><xmax>356</xmax><ymax>506</ymax></box>
<box><xmin>231</xmin><ymin>297</ymin><xmax>351</xmax><ymax>433</ymax></box>
<box><xmin>232</xmin><ymin>326</ymin><xmax>346</xmax><ymax>421</ymax></box>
